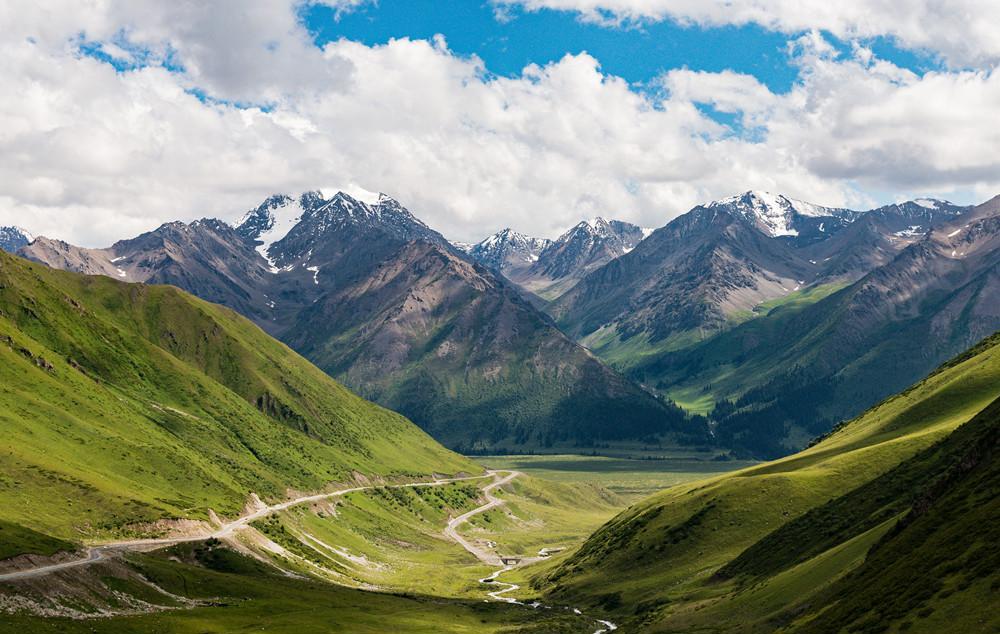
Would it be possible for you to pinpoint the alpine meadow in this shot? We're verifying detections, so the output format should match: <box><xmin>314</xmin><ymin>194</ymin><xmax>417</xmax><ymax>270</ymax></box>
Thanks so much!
<box><xmin>1</xmin><ymin>2</ymin><xmax>997</xmax><ymax>633</ymax></box>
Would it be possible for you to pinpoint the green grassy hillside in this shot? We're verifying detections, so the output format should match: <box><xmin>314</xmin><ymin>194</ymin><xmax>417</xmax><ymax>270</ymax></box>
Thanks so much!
<box><xmin>535</xmin><ymin>331</ymin><xmax>1000</xmax><ymax>631</ymax></box>
<box><xmin>0</xmin><ymin>251</ymin><xmax>476</xmax><ymax>554</ymax></box>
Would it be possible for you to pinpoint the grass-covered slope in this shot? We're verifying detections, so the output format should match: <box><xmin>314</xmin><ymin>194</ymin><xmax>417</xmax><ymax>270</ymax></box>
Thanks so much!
<box><xmin>723</xmin><ymin>396</ymin><xmax>999</xmax><ymax>633</ymax></box>
<box><xmin>0</xmin><ymin>251</ymin><xmax>476</xmax><ymax>552</ymax></box>
<box><xmin>535</xmin><ymin>331</ymin><xmax>1000</xmax><ymax>631</ymax></box>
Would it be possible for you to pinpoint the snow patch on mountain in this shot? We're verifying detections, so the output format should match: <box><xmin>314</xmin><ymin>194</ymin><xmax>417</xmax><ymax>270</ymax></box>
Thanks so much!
<box><xmin>322</xmin><ymin>184</ymin><xmax>380</xmax><ymax>206</ymax></box>
<box><xmin>709</xmin><ymin>191</ymin><xmax>847</xmax><ymax>237</ymax></box>
<box><xmin>239</xmin><ymin>196</ymin><xmax>307</xmax><ymax>270</ymax></box>
<box><xmin>469</xmin><ymin>228</ymin><xmax>551</xmax><ymax>271</ymax></box>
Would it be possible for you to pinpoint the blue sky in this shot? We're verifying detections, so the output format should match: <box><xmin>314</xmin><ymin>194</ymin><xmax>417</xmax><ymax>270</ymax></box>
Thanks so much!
<box><xmin>305</xmin><ymin>1</ymin><xmax>939</xmax><ymax>95</ymax></box>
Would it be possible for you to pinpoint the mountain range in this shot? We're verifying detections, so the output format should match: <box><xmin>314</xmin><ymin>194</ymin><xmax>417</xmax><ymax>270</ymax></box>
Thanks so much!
<box><xmin>536</xmin><ymin>191</ymin><xmax>997</xmax><ymax>457</ymax></box>
<box><xmin>14</xmin><ymin>188</ymin><xmax>1000</xmax><ymax>459</ymax></box>
<box><xmin>464</xmin><ymin>217</ymin><xmax>647</xmax><ymax>301</ymax></box>
<box><xmin>19</xmin><ymin>192</ymin><xmax>702</xmax><ymax>453</ymax></box>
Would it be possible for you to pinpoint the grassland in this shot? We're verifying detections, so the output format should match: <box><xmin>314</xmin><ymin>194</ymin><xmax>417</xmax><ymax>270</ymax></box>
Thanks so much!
<box><xmin>477</xmin><ymin>455</ymin><xmax>754</xmax><ymax>501</ymax></box>
<box><xmin>0</xmin><ymin>250</ymin><xmax>476</xmax><ymax>555</ymax></box>
<box><xmin>535</xmin><ymin>331</ymin><xmax>1000</xmax><ymax>631</ymax></box>
<box><xmin>0</xmin><ymin>522</ymin><xmax>76</xmax><ymax>561</ymax></box>
<box><xmin>247</xmin><ymin>481</ymin><xmax>496</xmax><ymax>597</ymax></box>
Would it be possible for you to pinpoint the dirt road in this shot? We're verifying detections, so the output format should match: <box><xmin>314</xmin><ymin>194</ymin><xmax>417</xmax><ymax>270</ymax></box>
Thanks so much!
<box><xmin>0</xmin><ymin>472</ymin><xmax>490</xmax><ymax>582</ymax></box>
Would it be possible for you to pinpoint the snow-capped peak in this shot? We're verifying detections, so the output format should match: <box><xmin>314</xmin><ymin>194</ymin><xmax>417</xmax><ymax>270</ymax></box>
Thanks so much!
<box><xmin>912</xmin><ymin>198</ymin><xmax>948</xmax><ymax>209</ymax></box>
<box><xmin>469</xmin><ymin>227</ymin><xmax>551</xmax><ymax>269</ymax></box>
<box><xmin>0</xmin><ymin>225</ymin><xmax>34</xmax><ymax>252</ymax></box>
<box><xmin>708</xmin><ymin>190</ymin><xmax>843</xmax><ymax>237</ymax></box>
<box><xmin>322</xmin><ymin>183</ymin><xmax>380</xmax><ymax>206</ymax></box>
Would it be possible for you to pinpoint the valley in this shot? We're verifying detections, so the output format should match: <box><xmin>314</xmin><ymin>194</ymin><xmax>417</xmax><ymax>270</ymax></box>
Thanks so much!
<box><xmin>1</xmin><ymin>225</ymin><xmax>997</xmax><ymax>632</ymax></box>
<box><xmin>3</xmin><ymin>181</ymin><xmax>999</xmax><ymax>634</ymax></box>
<box><xmin>5</xmin><ymin>5</ymin><xmax>998</xmax><ymax>632</ymax></box>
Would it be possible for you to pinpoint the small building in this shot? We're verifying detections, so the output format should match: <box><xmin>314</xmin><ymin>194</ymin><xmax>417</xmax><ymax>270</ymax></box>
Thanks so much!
<box><xmin>500</xmin><ymin>557</ymin><xmax>521</xmax><ymax>565</ymax></box>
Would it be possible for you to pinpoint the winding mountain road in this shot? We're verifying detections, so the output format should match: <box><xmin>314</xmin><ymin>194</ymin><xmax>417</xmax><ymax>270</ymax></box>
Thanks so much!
<box><xmin>444</xmin><ymin>470</ymin><xmax>522</xmax><ymax>567</ymax></box>
<box><xmin>442</xmin><ymin>470</ymin><xmax>618</xmax><ymax>633</ymax></box>
<box><xmin>4</xmin><ymin>469</ymin><xmax>618</xmax><ymax>632</ymax></box>
<box><xmin>0</xmin><ymin>472</ymin><xmax>490</xmax><ymax>583</ymax></box>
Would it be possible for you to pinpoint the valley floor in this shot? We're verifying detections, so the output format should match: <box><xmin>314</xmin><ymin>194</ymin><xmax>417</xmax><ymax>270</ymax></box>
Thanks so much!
<box><xmin>2</xmin><ymin>459</ymin><xmax>699</xmax><ymax>632</ymax></box>
<box><xmin>477</xmin><ymin>454</ymin><xmax>756</xmax><ymax>502</ymax></box>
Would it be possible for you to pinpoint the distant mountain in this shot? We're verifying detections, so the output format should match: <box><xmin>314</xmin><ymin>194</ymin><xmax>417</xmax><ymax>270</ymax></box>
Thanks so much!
<box><xmin>20</xmin><ymin>191</ymin><xmax>706</xmax><ymax>452</ymax></box>
<box><xmin>529</xmin><ymin>217</ymin><xmax>645</xmax><ymax>280</ymax></box>
<box><xmin>0</xmin><ymin>248</ymin><xmax>474</xmax><ymax>553</ymax></box>
<box><xmin>22</xmin><ymin>219</ymin><xmax>278</xmax><ymax>326</ymax></box>
<box><xmin>537</xmin><ymin>331</ymin><xmax>1000</xmax><ymax>632</ymax></box>
<box><xmin>706</xmin><ymin>190</ymin><xmax>859</xmax><ymax>241</ymax></box>
<box><xmin>234</xmin><ymin>192</ymin><xmax>699</xmax><ymax>450</ymax></box>
<box><xmin>550</xmin><ymin>191</ymin><xmax>971</xmax><ymax>355</ymax></box>
<box><xmin>549</xmin><ymin>192</ymin><xmax>827</xmax><ymax>345</ymax></box>
<box><xmin>634</xmin><ymin>195</ymin><xmax>997</xmax><ymax>457</ymax></box>
<box><xmin>467</xmin><ymin>228</ymin><xmax>551</xmax><ymax>278</ymax></box>
<box><xmin>468</xmin><ymin>217</ymin><xmax>647</xmax><ymax>301</ymax></box>
<box><xmin>0</xmin><ymin>226</ymin><xmax>32</xmax><ymax>252</ymax></box>
<box><xmin>797</xmin><ymin>198</ymin><xmax>967</xmax><ymax>280</ymax></box>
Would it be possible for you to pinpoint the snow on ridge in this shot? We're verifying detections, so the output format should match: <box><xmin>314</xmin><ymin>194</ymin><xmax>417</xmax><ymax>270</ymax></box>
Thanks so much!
<box><xmin>14</xmin><ymin>226</ymin><xmax>33</xmax><ymax>242</ymax></box>
<box><xmin>707</xmin><ymin>190</ymin><xmax>848</xmax><ymax>237</ymax></box>
<box><xmin>913</xmin><ymin>198</ymin><xmax>941</xmax><ymax>209</ymax></box>
<box><xmin>894</xmin><ymin>225</ymin><xmax>925</xmax><ymax>237</ymax></box>
<box><xmin>254</xmin><ymin>197</ymin><xmax>306</xmax><ymax>268</ymax></box>
<box><xmin>321</xmin><ymin>184</ymin><xmax>380</xmax><ymax>206</ymax></box>
<box><xmin>0</xmin><ymin>225</ymin><xmax>34</xmax><ymax>243</ymax></box>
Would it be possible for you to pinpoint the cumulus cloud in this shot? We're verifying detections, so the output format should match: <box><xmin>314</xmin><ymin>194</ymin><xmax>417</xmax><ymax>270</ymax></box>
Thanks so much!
<box><xmin>494</xmin><ymin>0</ymin><xmax>1000</xmax><ymax>68</ymax></box>
<box><xmin>0</xmin><ymin>2</ymin><xmax>998</xmax><ymax>247</ymax></box>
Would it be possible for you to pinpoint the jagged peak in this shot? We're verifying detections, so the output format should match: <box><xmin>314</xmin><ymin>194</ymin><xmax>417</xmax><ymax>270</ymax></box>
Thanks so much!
<box><xmin>0</xmin><ymin>225</ymin><xmax>34</xmax><ymax>243</ymax></box>
<box><xmin>705</xmin><ymin>190</ymin><xmax>850</xmax><ymax>237</ymax></box>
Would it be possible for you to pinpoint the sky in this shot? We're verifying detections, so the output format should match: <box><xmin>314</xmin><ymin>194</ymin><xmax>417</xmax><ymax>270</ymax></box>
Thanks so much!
<box><xmin>2</xmin><ymin>0</ymin><xmax>999</xmax><ymax>246</ymax></box>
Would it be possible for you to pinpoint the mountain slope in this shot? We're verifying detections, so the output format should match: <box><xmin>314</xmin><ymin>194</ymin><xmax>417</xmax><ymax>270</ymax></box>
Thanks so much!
<box><xmin>21</xmin><ymin>219</ymin><xmax>278</xmax><ymax>326</ymax></box>
<box><xmin>639</xmin><ymin>194</ymin><xmax>1000</xmax><ymax>456</ymax></box>
<box><xmin>535</xmin><ymin>330</ymin><xmax>1000</xmax><ymax>632</ymax></box>
<box><xmin>281</xmin><ymin>237</ymin><xmax>700</xmax><ymax>450</ymax></box>
<box><xmin>0</xmin><ymin>249</ymin><xmax>475</xmax><ymax>552</ymax></box>
<box><xmin>550</xmin><ymin>193</ymin><xmax>820</xmax><ymax>344</ymax></box>
<box><xmin>552</xmin><ymin>192</ymin><xmax>969</xmax><ymax>353</ymax></box>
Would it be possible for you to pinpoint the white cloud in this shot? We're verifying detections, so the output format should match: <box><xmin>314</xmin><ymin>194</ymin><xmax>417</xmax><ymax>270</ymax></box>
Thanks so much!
<box><xmin>0</xmin><ymin>3</ymin><xmax>998</xmax><ymax>248</ymax></box>
<box><xmin>494</xmin><ymin>0</ymin><xmax>1000</xmax><ymax>68</ymax></box>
